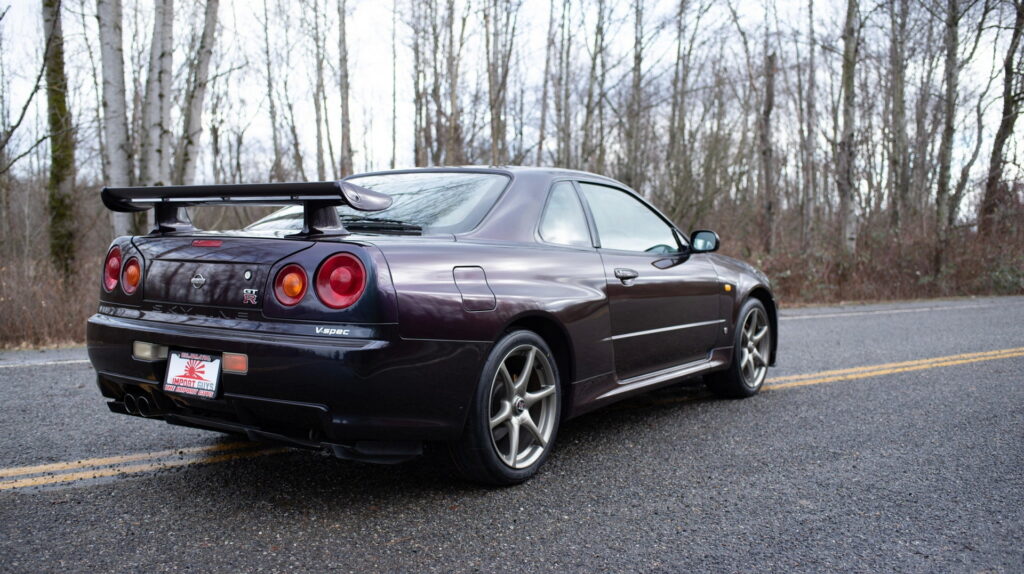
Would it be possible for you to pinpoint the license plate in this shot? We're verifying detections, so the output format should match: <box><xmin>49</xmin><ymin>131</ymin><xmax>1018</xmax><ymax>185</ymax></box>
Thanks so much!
<box><xmin>163</xmin><ymin>351</ymin><xmax>221</xmax><ymax>399</ymax></box>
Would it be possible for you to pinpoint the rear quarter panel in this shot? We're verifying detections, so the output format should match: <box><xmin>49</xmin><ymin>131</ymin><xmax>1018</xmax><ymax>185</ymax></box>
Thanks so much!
<box><xmin>373</xmin><ymin>239</ymin><xmax>612</xmax><ymax>384</ymax></box>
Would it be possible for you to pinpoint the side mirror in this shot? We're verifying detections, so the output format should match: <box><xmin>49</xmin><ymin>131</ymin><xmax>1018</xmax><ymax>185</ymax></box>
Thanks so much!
<box><xmin>690</xmin><ymin>230</ymin><xmax>720</xmax><ymax>253</ymax></box>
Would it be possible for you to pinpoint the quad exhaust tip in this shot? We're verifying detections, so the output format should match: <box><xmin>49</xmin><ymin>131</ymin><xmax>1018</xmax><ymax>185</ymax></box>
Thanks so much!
<box><xmin>136</xmin><ymin>395</ymin><xmax>152</xmax><ymax>417</ymax></box>
<box><xmin>123</xmin><ymin>393</ymin><xmax>138</xmax><ymax>415</ymax></box>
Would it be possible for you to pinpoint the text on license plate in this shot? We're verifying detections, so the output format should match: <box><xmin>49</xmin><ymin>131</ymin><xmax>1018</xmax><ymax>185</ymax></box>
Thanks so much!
<box><xmin>163</xmin><ymin>351</ymin><xmax>221</xmax><ymax>399</ymax></box>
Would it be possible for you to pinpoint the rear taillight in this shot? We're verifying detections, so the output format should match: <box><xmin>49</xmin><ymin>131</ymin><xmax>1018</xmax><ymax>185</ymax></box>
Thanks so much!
<box><xmin>274</xmin><ymin>264</ymin><xmax>307</xmax><ymax>306</ymax></box>
<box><xmin>315</xmin><ymin>253</ymin><xmax>366</xmax><ymax>309</ymax></box>
<box><xmin>103</xmin><ymin>246</ymin><xmax>122</xmax><ymax>292</ymax></box>
<box><xmin>121</xmin><ymin>257</ymin><xmax>141</xmax><ymax>294</ymax></box>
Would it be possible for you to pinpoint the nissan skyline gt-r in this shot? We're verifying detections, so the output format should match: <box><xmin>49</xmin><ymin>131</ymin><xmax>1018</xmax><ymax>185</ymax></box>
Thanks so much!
<box><xmin>87</xmin><ymin>167</ymin><xmax>777</xmax><ymax>485</ymax></box>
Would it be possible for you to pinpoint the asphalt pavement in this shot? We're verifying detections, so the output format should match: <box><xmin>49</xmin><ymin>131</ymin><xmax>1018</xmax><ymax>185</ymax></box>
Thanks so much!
<box><xmin>0</xmin><ymin>296</ymin><xmax>1021</xmax><ymax>573</ymax></box>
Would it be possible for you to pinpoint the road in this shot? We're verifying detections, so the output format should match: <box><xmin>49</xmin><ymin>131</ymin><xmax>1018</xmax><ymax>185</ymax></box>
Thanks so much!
<box><xmin>1</xmin><ymin>296</ymin><xmax>1022</xmax><ymax>573</ymax></box>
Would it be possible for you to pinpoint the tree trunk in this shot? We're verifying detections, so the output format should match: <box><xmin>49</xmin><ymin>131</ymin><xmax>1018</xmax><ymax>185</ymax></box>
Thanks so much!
<box><xmin>979</xmin><ymin>0</ymin><xmax>1024</xmax><ymax>236</ymax></box>
<box><xmin>888</xmin><ymin>0</ymin><xmax>909</xmax><ymax>230</ymax></box>
<box><xmin>483</xmin><ymin>0</ymin><xmax>519</xmax><ymax>165</ymax></box>
<box><xmin>760</xmin><ymin>50</ymin><xmax>776</xmax><ymax>254</ymax></box>
<box><xmin>800</xmin><ymin>0</ymin><xmax>817</xmax><ymax>251</ymax></box>
<box><xmin>261</xmin><ymin>0</ymin><xmax>284</xmax><ymax>181</ymax></box>
<box><xmin>390</xmin><ymin>0</ymin><xmax>397</xmax><ymax>169</ymax></box>
<box><xmin>835</xmin><ymin>0</ymin><xmax>859</xmax><ymax>256</ymax></box>
<box><xmin>309</xmin><ymin>0</ymin><xmax>326</xmax><ymax>180</ymax></box>
<box><xmin>934</xmin><ymin>0</ymin><xmax>960</xmax><ymax>274</ymax></box>
<box><xmin>42</xmin><ymin>0</ymin><xmax>76</xmax><ymax>279</ymax></box>
<box><xmin>536</xmin><ymin>0</ymin><xmax>555</xmax><ymax>165</ymax></box>
<box><xmin>97</xmin><ymin>0</ymin><xmax>133</xmax><ymax>237</ymax></box>
<box><xmin>338</xmin><ymin>0</ymin><xmax>353</xmax><ymax>176</ymax></box>
<box><xmin>174</xmin><ymin>0</ymin><xmax>218</xmax><ymax>185</ymax></box>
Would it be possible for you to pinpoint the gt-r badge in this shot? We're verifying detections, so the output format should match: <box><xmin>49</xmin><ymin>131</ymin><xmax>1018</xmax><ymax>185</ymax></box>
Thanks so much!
<box><xmin>242</xmin><ymin>288</ymin><xmax>259</xmax><ymax>305</ymax></box>
<box><xmin>190</xmin><ymin>273</ymin><xmax>206</xmax><ymax>289</ymax></box>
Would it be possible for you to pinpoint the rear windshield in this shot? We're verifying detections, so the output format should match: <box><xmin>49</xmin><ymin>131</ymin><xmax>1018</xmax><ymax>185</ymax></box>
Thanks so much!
<box><xmin>245</xmin><ymin>171</ymin><xmax>509</xmax><ymax>235</ymax></box>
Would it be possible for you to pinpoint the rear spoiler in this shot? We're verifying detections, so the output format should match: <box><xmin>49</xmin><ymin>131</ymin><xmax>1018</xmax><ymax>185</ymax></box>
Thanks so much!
<box><xmin>101</xmin><ymin>180</ymin><xmax>392</xmax><ymax>237</ymax></box>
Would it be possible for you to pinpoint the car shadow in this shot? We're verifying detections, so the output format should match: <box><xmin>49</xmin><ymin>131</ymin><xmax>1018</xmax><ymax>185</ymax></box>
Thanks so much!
<box><xmin>146</xmin><ymin>378</ymin><xmax>728</xmax><ymax>502</ymax></box>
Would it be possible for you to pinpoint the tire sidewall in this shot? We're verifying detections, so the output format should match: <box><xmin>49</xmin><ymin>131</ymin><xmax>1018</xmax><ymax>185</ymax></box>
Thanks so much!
<box><xmin>466</xmin><ymin>330</ymin><xmax>561</xmax><ymax>484</ymax></box>
<box><xmin>730</xmin><ymin>298</ymin><xmax>769</xmax><ymax>394</ymax></box>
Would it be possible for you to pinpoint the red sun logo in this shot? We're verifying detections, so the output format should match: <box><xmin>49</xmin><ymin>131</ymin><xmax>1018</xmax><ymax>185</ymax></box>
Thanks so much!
<box><xmin>181</xmin><ymin>359</ymin><xmax>207</xmax><ymax>381</ymax></box>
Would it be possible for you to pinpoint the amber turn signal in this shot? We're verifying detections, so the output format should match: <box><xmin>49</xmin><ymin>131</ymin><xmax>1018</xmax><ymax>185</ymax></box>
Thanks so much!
<box><xmin>273</xmin><ymin>263</ymin><xmax>307</xmax><ymax>306</ymax></box>
<box><xmin>122</xmin><ymin>257</ymin><xmax>141</xmax><ymax>295</ymax></box>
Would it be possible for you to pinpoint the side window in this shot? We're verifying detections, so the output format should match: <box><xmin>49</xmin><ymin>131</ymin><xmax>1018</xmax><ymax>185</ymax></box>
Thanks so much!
<box><xmin>539</xmin><ymin>182</ymin><xmax>592</xmax><ymax>247</ymax></box>
<box><xmin>578</xmin><ymin>183</ymin><xmax>680</xmax><ymax>254</ymax></box>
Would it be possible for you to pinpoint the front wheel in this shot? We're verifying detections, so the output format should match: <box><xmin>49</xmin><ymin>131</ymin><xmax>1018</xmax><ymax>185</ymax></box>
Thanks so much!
<box><xmin>450</xmin><ymin>330</ymin><xmax>561</xmax><ymax>485</ymax></box>
<box><xmin>707</xmin><ymin>298</ymin><xmax>771</xmax><ymax>398</ymax></box>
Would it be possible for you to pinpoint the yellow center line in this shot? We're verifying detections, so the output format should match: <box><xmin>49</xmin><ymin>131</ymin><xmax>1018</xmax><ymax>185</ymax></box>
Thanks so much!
<box><xmin>765</xmin><ymin>347</ymin><xmax>1024</xmax><ymax>384</ymax></box>
<box><xmin>0</xmin><ymin>441</ymin><xmax>255</xmax><ymax>479</ymax></box>
<box><xmin>0</xmin><ymin>448</ymin><xmax>287</xmax><ymax>491</ymax></box>
<box><xmin>765</xmin><ymin>348</ymin><xmax>1024</xmax><ymax>390</ymax></box>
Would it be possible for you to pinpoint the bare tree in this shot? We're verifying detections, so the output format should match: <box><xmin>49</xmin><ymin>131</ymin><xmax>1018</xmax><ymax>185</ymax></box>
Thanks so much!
<box><xmin>836</xmin><ymin>0</ymin><xmax>860</xmax><ymax>256</ymax></box>
<box><xmin>888</xmin><ymin>0</ymin><xmax>910</xmax><ymax>230</ymax></box>
<box><xmin>934</xmin><ymin>0</ymin><xmax>962</xmax><ymax>274</ymax></box>
<box><xmin>482</xmin><ymin>0</ymin><xmax>520</xmax><ymax>165</ymax></box>
<box><xmin>338</xmin><ymin>0</ymin><xmax>354</xmax><ymax>176</ymax></box>
<box><xmin>42</xmin><ymin>0</ymin><xmax>76</xmax><ymax>278</ymax></box>
<box><xmin>261</xmin><ymin>0</ymin><xmax>284</xmax><ymax>181</ymax></box>
<box><xmin>96</xmin><ymin>0</ymin><xmax>132</xmax><ymax>236</ymax></box>
<box><xmin>760</xmin><ymin>2</ymin><xmax>777</xmax><ymax>254</ymax></box>
<box><xmin>173</xmin><ymin>0</ymin><xmax>219</xmax><ymax>185</ymax></box>
<box><xmin>140</xmin><ymin>0</ymin><xmax>173</xmax><ymax>188</ymax></box>
<box><xmin>536</xmin><ymin>0</ymin><xmax>556</xmax><ymax>165</ymax></box>
<box><xmin>979</xmin><ymin>0</ymin><xmax>1024</xmax><ymax>236</ymax></box>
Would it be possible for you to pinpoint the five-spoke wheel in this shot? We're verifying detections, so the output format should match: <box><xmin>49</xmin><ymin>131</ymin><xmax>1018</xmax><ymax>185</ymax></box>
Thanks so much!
<box><xmin>738</xmin><ymin>305</ymin><xmax>770</xmax><ymax>389</ymax></box>
<box><xmin>708</xmin><ymin>298</ymin><xmax>772</xmax><ymax>398</ymax></box>
<box><xmin>487</xmin><ymin>344</ymin><xmax>559</xmax><ymax>469</ymax></box>
<box><xmin>450</xmin><ymin>330</ymin><xmax>561</xmax><ymax>485</ymax></box>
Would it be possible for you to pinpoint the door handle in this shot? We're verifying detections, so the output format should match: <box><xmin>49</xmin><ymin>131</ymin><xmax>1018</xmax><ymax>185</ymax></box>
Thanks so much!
<box><xmin>614</xmin><ymin>268</ymin><xmax>639</xmax><ymax>284</ymax></box>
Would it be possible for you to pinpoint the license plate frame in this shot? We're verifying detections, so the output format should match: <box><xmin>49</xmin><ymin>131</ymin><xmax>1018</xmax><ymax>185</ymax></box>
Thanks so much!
<box><xmin>163</xmin><ymin>350</ymin><xmax>222</xmax><ymax>399</ymax></box>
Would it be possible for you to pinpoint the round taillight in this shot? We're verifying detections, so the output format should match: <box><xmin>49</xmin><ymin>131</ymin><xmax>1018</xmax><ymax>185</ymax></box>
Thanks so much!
<box><xmin>274</xmin><ymin>264</ymin><xmax>307</xmax><ymax>306</ymax></box>
<box><xmin>103</xmin><ymin>246</ymin><xmax>122</xmax><ymax>292</ymax></box>
<box><xmin>315</xmin><ymin>253</ymin><xmax>366</xmax><ymax>309</ymax></box>
<box><xmin>122</xmin><ymin>257</ymin><xmax>141</xmax><ymax>295</ymax></box>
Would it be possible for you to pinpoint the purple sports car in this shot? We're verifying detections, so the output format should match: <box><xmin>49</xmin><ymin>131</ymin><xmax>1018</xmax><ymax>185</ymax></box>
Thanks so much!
<box><xmin>87</xmin><ymin>167</ymin><xmax>776</xmax><ymax>485</ymax></box>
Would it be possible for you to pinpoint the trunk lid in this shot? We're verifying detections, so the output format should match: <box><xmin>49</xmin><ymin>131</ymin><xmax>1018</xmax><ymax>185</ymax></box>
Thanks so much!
<box><xmin>134</xmin><ymin>236</ymin><xmax>314</xmax><ymax>307</ymax></box>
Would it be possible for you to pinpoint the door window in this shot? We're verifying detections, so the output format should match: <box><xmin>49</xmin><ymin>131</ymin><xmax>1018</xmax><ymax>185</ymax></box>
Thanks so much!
<box><xmin>578</xmin><ymin>183</ymin><xmax>680</xmax><ymax>254</ymax></box>
<box><xmin>539</xmin><ymin>182</ymin><xmax>592</xmax><ymax>247</ymax></box>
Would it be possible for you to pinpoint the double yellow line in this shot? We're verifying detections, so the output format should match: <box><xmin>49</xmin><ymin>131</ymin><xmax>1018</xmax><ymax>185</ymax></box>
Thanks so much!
<box><xmin>765</xmin><ymin>346</ymin><xmax>1024</xmax><ymax>390</ymax></box>
<box><xmin>2</xmin><ymin>346</ymin><xmax>1022</xmax><ymax>492</ymax></box>
<box><xmin>0</xmin><ymin>442</ymin><xmax>285</xmax><ymax>491</ymax></box>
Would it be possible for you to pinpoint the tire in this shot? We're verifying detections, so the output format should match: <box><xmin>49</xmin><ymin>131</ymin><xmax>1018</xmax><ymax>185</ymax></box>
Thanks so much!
<box><xmin>450</xmin><ymin>330</ymin><xmax>562</xmax><ymax>485</ymax></box>
<box><xmin>707</xmin><ymin>298</ymin><xmax>771</xmax><ymax>398</ymax></box>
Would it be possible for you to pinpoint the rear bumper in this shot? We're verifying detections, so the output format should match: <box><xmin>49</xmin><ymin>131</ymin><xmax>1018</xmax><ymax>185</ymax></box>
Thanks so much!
<box><xmin>87</xmin><ymin>312</ymin><xmax>489</xmax><ymax>450</ymax></box>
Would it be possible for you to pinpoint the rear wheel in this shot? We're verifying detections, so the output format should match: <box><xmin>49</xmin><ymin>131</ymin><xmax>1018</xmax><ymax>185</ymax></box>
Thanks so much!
<box><xmin>707</xmin><ymin>298</ymin><xmax>771</xmax><ymax>398</ymax></box>
<box><xmin>450</xmin><ymin>330</ymin><xmax>561</xmax><ymax>485</ymax></box>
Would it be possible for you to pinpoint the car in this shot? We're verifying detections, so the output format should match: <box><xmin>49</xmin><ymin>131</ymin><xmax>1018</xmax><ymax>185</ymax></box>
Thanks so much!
<box><xmin>87</xmin><ymin>167</ymin><xmax>777</xmax><ymax>485</ymax></box>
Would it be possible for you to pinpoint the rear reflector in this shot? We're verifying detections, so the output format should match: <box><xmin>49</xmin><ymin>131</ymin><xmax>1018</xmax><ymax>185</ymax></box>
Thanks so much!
<box><xmin>132</xmin><ymin>341</ymin><xmax>168</xmax><ymax>361</ymax></box>
<box><xmin>223</xmin><ymin>353</ymin><xmax>248</xmax><ymax>374</ymax></box>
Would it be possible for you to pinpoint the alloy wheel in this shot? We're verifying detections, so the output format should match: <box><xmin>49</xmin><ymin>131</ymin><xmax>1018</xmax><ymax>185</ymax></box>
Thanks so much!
<box><xmin>739</xmin><ymin>307</ymin><xmax>770</xmax><ymax>389</ymax></box>
<box><xmin>487</xmin><ymin>344</ymin><xmax>558</xmax><ymax>469</ymax></box>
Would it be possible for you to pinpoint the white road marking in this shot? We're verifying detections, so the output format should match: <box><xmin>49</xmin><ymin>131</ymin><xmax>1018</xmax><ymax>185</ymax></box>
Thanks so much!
<box><xmin>780</xmin><ymin>302</ymin><xmax>1009</xmax><ymax>321</ymax></box>
<box><xmin>0</xmin><ymin>358</ymin><xmax>91</xmax><ymax>369</ymax></box>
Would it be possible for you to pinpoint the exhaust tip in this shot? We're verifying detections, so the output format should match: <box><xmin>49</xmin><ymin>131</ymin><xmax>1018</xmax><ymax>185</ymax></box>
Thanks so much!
<box><xmin>123</xmin><ymin>393</ymin><xmax>137</xmax><ymax>415</ymax></box>
<box><xmin>137</xmin><ymin>395</ymin><xmax>152</xmax><ymax>417</ymax></box>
